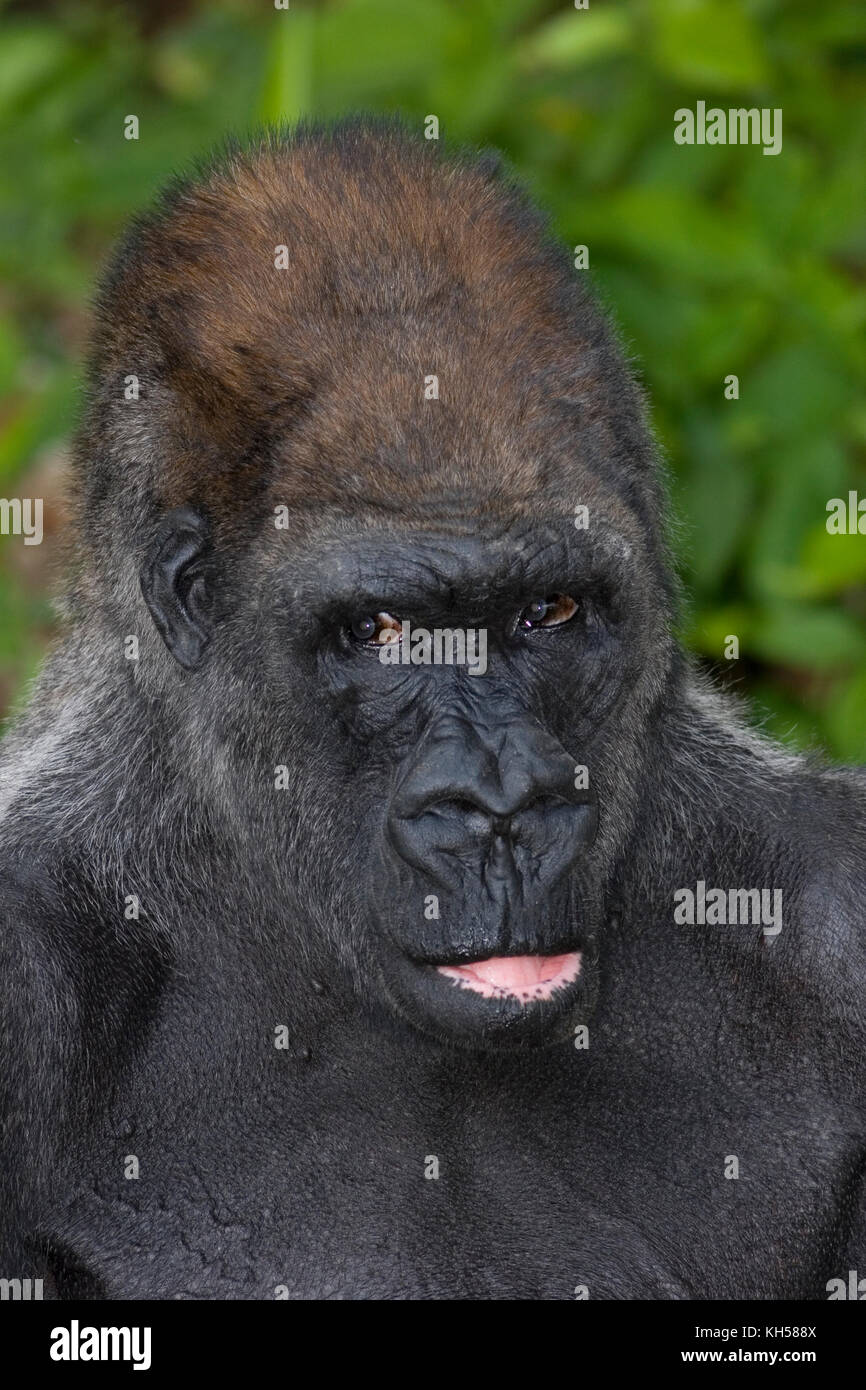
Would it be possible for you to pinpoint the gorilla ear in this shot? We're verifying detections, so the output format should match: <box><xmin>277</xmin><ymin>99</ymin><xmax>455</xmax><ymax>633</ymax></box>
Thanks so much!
<box><xmin>140</xmin><ymin>506</ymin><xmax>214</xmax><ymax>671</ymax></box>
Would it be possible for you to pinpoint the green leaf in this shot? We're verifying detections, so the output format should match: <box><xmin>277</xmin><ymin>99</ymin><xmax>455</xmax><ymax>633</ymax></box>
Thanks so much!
<box><xmin>798</xmin><ymin>522</ymin><xmax>866</xmax><ymax>597</ymax></box>
<box><xmin>520</xmin><ymin>9</ymin><xmax>632</xmax><ymax>70</ymax></box>
<box><xmin>749</xmin><ymin>605</ymin><xmax>865</xmax><ymax>671</ymax></box>
<box><xmin>259</xmin><ymin>8</ymin><xmax>314</xmax><ymax>125</ymax></box>
<box><xmin>578</xmin><ymin>188</ymin><xmax>774</xmax><ymax>283</ymax></box>
<box><xmin>0</xmin><ymin>24</ymin><xmax>71</xmax><ymax>119</ymax></box>
<box><xmin>682</xmin><ymin>604</ymin><xmax>752</xmax><ymax>658</ymax></box>
<box><xmin>0</xmin><ymin>315</ymin><xmax>24</xmax><ymax>396</ymax></box>
<box><xmin>677</xmin><ymin>412</ymin><xmax>753</xmax><ymax>591</ymax></box>
<box><xmin>823</xmin><ymin>667</ymin><xmax>866</xmax><ymax>761</ymax></box>
<box><xmin>744</xmin><ymin>345</ymin><xmax>852</xmax><ymax>443</ymax></box>
<box><xmin>649</xmin><ymin>0</ymin><xmax>769</xmax><ymax>89</ymax></box>
<box><xmin>315</xmin><ymin>0</ymin><xmax>456</xmax><ymax>111</ymax></box>
<box><xmin>744</xmin><ymin>440</ymin><xmax>850</xmax><ymax>598</ymax></box>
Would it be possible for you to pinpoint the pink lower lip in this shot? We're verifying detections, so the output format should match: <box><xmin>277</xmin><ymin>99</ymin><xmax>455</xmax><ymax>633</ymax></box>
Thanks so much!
<box><xmin>436</xmin><ymin>951</ymin><xmax>582</xmax><ymax>1002</ymax></box>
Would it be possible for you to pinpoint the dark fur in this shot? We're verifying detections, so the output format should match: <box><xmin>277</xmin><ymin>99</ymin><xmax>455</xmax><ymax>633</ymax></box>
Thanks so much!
<box><xmin>1</xmin><ymin>120</ymin><xmax>864</xmax><ymax>1299</ymax></box>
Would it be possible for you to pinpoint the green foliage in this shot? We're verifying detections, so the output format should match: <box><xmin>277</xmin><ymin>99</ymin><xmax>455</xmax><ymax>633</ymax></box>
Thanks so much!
<box><xmin>0</xmin><ymin>0</ymin><xmax>864</xmax><ymax>756</ymax></box>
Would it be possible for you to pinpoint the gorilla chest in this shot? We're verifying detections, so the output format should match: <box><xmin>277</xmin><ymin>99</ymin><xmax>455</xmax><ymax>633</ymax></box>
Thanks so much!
<box><xmin>58</xmin><ymin>1062</ymin><xmax>839</xmax><ymax>1300</ymax></box>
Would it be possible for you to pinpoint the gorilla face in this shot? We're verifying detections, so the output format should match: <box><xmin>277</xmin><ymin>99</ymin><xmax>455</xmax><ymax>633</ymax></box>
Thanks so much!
<box><xmin>100</xmin><ymin>126</ymin><xmax>676</xmax><ymax>1052</ymax></box>
<box><xmin>143</xmin><ymin>502</ymin><xmax>663</xmax><ymax>1050</ymax></box>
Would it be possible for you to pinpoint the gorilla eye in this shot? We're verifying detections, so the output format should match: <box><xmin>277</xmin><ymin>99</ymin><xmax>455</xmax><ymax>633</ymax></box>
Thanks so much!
<box><xmin>517</xmin><ymin>594</ymin><xmax>579</xmax><ymax>630</ymax></box>
<box><xmin>349</xmin><ymin>611</ymin><xmax>402</xmax><ymax>645</ymax></box>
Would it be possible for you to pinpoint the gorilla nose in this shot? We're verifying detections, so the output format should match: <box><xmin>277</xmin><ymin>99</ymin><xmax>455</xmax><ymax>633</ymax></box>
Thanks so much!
<box><xmin>387</xmin><ymin>712</ymin><xmax>597</xmax><ymax>886</ymax></box>
<box><xmin>410</xmin><ymin>797</ymin><xmax>565</xmax><ymax>841</ymax></box>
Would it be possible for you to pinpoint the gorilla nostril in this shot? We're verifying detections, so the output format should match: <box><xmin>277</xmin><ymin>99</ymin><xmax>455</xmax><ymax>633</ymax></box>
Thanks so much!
<box><xmin>420</xmin><ymin>794</ymin><xmax>571</xmax><ymax>825</ymax></box>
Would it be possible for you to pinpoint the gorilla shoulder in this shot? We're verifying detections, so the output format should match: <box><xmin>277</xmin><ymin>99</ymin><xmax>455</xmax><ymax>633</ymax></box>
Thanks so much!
<box><xmin>772</xmin><ymin>758</ymin><xmax>866</xmax><ymax>1028</ymax></box>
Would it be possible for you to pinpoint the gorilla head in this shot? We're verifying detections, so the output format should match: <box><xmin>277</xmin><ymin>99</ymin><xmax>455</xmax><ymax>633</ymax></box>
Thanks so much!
<box><xmin>77</xmin><ymin>122</ymin><xmax>676</xmax><ymax>1049</ymax></box>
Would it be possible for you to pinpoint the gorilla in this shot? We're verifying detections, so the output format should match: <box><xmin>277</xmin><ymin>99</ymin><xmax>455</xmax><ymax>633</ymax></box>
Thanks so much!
<box><xmin>0</xmin><ymin>120</ymin><xmax>864</xmax><ymax>1301</ymax></box>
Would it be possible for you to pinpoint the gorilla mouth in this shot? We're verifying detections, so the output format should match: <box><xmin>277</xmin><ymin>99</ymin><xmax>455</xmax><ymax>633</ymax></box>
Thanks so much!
<box><xmin>435</xmin><ymin>951</ymin><xmax>582</xmax><ymax>1003</ymax></box>
<box><xmin>382</xmin><ymin>939</ymin><xmax>593</xmax><ymax>1046</ymax></box>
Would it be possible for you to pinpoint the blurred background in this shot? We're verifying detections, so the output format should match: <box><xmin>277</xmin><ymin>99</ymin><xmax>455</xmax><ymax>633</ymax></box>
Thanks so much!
<box><xmin>0</xmin><ymin>0</ymin><xmax>864</xmax><ymax>755</ymax></box>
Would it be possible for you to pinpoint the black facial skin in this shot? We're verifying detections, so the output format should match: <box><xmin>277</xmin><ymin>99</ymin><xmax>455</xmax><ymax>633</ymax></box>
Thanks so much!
<box><xmin>141</xmin><ymin>509</ymin><xmax>641</xmax><ymax>1048</ymax></box>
